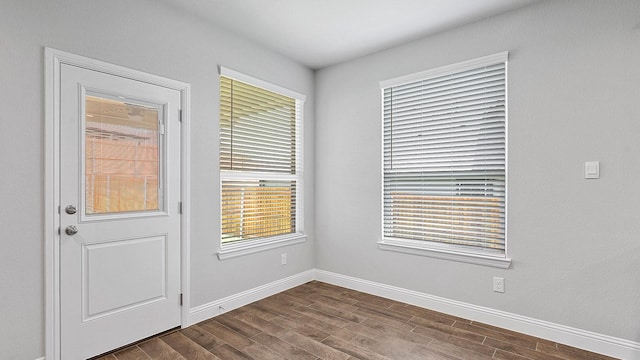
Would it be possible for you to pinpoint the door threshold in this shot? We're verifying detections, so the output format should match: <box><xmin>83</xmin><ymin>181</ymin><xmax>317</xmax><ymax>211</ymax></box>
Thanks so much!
<box><xmin>87</xmin><ymin>326</ymin><xmax>181</xmax><ymax>360</ymax></box>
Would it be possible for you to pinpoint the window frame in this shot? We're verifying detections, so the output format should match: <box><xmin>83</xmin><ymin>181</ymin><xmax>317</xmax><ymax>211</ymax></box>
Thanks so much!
<box><xmin>378</xmin><ymin>52</ymin><xmax>511</xmax><ymax>269</ymax></box>
<box><xmin>217</xmin><ymin>67</ymin><xmax>306</xmax><ymax>260</ymax></box>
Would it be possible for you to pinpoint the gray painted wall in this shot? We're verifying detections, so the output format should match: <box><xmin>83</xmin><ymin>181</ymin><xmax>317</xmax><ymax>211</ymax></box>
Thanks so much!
<box><xmin>3</xmin><ymin>0</ymin><xmax>640</xmax><ymax>359</ymax></box>
<box><xmin>315</xmin><ymin>0</ymin><xmax>640</xmax><ymax>343</ymax></box>
<box><xmin>0</xmin><ymin>1</ymin><xmax>314</xmax><ymax>359</ymax></box>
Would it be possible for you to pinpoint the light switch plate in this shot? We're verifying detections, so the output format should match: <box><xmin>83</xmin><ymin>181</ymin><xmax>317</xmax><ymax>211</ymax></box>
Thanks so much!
<box><xmin>584</xmin><ymin>161</ymin><xmax>599</xmax><ymax>179</ymax></box>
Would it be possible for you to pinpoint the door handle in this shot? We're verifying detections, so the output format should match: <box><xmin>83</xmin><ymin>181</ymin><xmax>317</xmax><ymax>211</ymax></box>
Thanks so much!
<box><xmin>65</xmin><ymin>225</ymin><xmax>79</xmax><ymax>236</ymax></box>
<box><xmin>65</xmin><ymin>205</ymin><xmax>77</xmax><ymax>215</ymax></box>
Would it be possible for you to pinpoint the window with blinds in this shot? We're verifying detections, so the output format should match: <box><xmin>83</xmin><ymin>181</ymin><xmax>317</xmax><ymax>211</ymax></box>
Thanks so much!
<box><xmin>381</xmin><ymin>52</ymin><xmax>507</xmax><ymax>259</ymax></box>
<box><xmin>220</xmin><ymin>71</ymin><xmax>304</xmax><ymax>246</ymax></box>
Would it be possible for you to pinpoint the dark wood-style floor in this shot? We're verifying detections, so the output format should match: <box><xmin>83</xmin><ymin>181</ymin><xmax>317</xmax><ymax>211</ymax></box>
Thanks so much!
<box><xmin>94</xmin><ymin>281</ymin><xmax>617</xmax><ymax>360</ymax></box>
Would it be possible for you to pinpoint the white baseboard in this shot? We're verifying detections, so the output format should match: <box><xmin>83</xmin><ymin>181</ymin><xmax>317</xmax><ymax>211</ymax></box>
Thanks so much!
<box><xmin>185</xmin><ymin>268</ymin><xmax>639</xmax><ymax>359</ymax></box>
<box><xmin>187</xmin><ymin>269</ymin><xmax>315</xmax><ymax>326</ymax></box>
<box><xmin>315</xmin><ymin>269</ymin><xmax>640</xmax><ymax>360</ymax></box>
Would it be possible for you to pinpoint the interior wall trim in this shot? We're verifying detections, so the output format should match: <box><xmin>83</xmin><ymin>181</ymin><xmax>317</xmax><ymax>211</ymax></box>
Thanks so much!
<box><xmin>314</xmin><ymin>269</ymin><xmax>640</xmax><ymax>360</ymax></box>
<box><xmin>185</xmin><ymin>268</ymin><xmax>639</xmax><ymax>359</ymax></box>
<box><xmin>186</xmin><ymin>269</ymin><xmax>315</xmax><ymax>326</ymax></box>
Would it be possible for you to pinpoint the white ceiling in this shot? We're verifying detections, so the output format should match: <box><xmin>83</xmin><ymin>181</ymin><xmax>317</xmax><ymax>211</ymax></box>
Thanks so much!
<box><xmin>162</xmin><ymin>0</ymin><xmax>537</xmax><ymax>69</ymax></box>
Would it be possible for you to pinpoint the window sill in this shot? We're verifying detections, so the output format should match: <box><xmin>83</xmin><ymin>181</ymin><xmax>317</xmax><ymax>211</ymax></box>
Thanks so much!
<box><xmin>217</xmin><ymin>233</ymin><xmax>307</xmax><ymax>260</ymax></box>
<box><xmin>377</xmin><ymin>239</ymin><xmax>511</xmax><ymax>269</ymax></box>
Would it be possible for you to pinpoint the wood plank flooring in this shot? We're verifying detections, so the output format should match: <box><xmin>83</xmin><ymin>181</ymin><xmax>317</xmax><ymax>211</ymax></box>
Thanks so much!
<box><xmin>94</xmin><ymin>281</ymin><xmax>618</xmax><ymax>360</ymax></box>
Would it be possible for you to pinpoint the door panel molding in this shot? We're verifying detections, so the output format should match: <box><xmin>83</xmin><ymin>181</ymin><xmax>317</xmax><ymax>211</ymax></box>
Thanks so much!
<box><xmin>45</xmin><ymin>48</ymin><xmax>191</xmax><ymax>360</ymax></box>
<box><xmin>82</xmin><ymin>235</ymin><xmax>168</xmax><ymax>320</ymax></box>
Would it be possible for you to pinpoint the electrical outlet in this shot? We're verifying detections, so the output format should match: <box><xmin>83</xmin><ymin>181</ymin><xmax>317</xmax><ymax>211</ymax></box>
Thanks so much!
<box><xmin>281</xmin><ymin>253</ymin><xmax>287</xmax><ymax>265</ymax></box>
<box><xmin>493</xmin><ymin>277</ymin><xmax>505</xmax><ymax>293</ymax></box>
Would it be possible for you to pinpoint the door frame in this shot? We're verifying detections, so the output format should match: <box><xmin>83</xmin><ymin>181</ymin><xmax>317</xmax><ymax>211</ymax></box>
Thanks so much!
<box><xmin>44</xmin><ymin>48</ymin><xmax>191</xmax><ymax>360</ymax></box>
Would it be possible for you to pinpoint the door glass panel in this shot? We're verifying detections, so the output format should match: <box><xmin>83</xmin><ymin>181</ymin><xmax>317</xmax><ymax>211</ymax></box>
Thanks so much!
<box><xmin>84</xmin><ymin>93</ymin><xmax>163</xmax><ymax>215</ymax></box>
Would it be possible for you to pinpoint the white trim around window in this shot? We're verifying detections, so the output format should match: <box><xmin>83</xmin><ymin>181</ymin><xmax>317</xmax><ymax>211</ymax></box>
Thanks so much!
<box><xmin>219</xmin><ymin>67</ymin><xmax>306</xmax><ymax>102</ymax></box>
<box><xmin>217</xmin><ymin>67</ymin><xmax>306</xmax><ymax>260</ymax></box>
<box><xmin>379</xmin><ymin>52</ymin><xmax>511</xmax><ymax>268</ymax></box>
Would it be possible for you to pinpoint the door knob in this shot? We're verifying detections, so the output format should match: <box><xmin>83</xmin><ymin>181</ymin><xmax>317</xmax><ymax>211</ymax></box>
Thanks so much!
<box><xmin>65</xmin><ymin>225</ymin><xmax>78</xmax><ymax>236</ymax></box>
<box><xmin>65</xmin><ymin>205</ymin><xmax>77</xmax><ymax>215</ymax></box>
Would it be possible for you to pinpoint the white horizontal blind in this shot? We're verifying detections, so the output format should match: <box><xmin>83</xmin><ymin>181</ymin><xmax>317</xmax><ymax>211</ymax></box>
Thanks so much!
<box><xmin>382</xmin><ymin>54</ymin><xmax>507</xmax><ymax>255</ymax></box>
<box><xmin>220</xmin><ymin>75</ymin><xmax>303</xmax><ymax>244</ymax></box>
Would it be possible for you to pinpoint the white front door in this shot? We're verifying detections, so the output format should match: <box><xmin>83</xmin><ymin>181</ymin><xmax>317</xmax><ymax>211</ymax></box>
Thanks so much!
<box><xmin>59</xmin><ymin>63</ymin><xmax>181</xmax><ymax>359</ymax></box>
